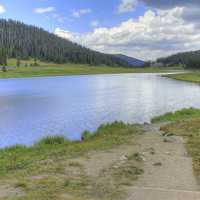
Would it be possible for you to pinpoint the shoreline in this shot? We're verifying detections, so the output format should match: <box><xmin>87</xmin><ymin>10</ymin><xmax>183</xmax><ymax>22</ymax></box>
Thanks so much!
<box><xmin>1</xmin><ymin>108</ymin><xmax>200</xmax><ymax>199</ymax></box>
<box><xmin>163</xmin><ymin>72</ymin><xmax>200</xmax><ymax>84</ymax></box>
<box><xmin>0</xmin><ymin>62</ymin><xmax>183</xmax><ymax>79</ymax></box>
<box><xmin>1</xmin><ymin>109</ymin><xmax>200</xmax><ymax>199</ymax></box>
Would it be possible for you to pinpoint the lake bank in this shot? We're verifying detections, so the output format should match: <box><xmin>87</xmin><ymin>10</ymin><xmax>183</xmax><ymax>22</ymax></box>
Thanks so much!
<box><xmin>164</xmin><ymin>71</ymin><xmax>200</xmax><ymax>83</ymax></box>
<box><xmin>1</xmin><ymin>108</ymin><xmax>200</xmax><ymax>199</ymax></box>
<box><xmin>0</xmin><ymin>122</ymin><xmax>144</xmax><ymax>200</ymax></box>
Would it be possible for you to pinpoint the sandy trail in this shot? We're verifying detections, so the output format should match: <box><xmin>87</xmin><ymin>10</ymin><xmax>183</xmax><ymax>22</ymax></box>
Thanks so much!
<box><xmin>126</xmin><ymin>123</ymin><xmax>200</xmax><ymax>200</ymax></box>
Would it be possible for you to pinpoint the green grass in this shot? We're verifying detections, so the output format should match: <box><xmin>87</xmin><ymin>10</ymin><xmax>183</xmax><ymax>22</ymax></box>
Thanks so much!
<box><xmin>0</xmin><ymin>121</ymin><xmax>143</xmax><ymax>200</ymax></box>
<box><xmin>151</xmin><ymin>108</ymin><xmax>200</xmax><ymax>123</ymax></box>
<box><xmin>0</xmin><ymin>58</ymin><xmax>182</xmax><ymax>79</ymax></box>
<box><xmin>152</xmin><ymin>108</ymin><xmax>200</xmax><ymax>184</ymax></box>
<box><xmin>164</xmin><ymin>72</ymin><xmax>200</xmax><ymax>83</ymax></box>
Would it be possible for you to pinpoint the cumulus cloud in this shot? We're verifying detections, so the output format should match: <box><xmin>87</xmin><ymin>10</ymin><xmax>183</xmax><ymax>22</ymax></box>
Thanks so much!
<box><xmin>141</xmin><ymin>0</ymin><xmax>200</xmax><ymax>9</ymax></box>
<box><xmin>55</xmin><ymin>7</ymin><xmax>200</xmax><ymax>60</ymax></box>
<box><xmin>118</xmin><ymin>0</ymin><xmax>138</xmax><ymax>14</ymax></box>
<box><xmin>140</xmin><ymin>1</ymin><xmax>200</xmax><ymax>28</ymax></box>
<box><xmin>72</xmin><ymin>9</ymin><xmax>91</xmax><ymax>18</ymax></box>
<box><xmin>34</xmin><ymin>6</ymin><xmax>55</xmax><ymax>14</ymax></box>
<box><xmin>0</xmin><ymin>4</ymin><xmax>6</xmax><ymax>14</ymax></box>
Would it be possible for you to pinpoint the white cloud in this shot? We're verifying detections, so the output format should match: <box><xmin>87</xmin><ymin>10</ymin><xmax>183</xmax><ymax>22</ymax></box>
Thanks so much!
<box><xmin>0</xmin><ymin>4</ymin><xmax>6</xmax><ymax>14</ymax></box>
<box><xmin>72</xmin><ymin>9</ymin><xmax>91</xmax><ymax>18</ymax></box>
<box><xmin>34</xmin><ymin>7</ymin><xmax>55</xmax><ymax>14</ymax></box>
<box><xmin>141</xmin><ymin>0</ymin><xmax>200</xmax><ymax>9</ymax></box>
<box><xmin>91</xmin><ymin>20</ymin><xmax>99</xmax><ymax>28</ymax></box>
<box><xmin>55</xmin><ymin>7</ymin><xmax>200</xmax><ymax>60</ymax></box>
<box><xmin>118</xmin><ymin>0</ymin><xmax>138</xmax><ymax>14</ymax></box>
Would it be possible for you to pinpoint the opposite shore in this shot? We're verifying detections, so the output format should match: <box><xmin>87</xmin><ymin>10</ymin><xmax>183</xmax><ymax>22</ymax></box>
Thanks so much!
<box><xmin>0</xmin><ymin>59</ymin><xmax>183</xmax><ymax>79</ymax></box>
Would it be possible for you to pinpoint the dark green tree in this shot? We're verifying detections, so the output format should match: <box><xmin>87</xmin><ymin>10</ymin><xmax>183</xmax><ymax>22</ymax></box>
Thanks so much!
<box><xmin>16</xmin><ymin>58</ymin><xmax>21</xmax><ymax>67</ymax></box>
<box><xmin>0</xmin><ymin>48</ymin><xmax>7</xmax><ymax>72</ymax></box>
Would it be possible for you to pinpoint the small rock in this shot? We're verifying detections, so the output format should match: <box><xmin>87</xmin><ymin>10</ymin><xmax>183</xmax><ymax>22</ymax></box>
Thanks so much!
<box><xmin>149</xmin><ymin>147</ymin><xmax>156</xmax><ymax>155</ymax></box>
<box><xmin>120</xmin><ymin>155</ymin><xmax>128</xmax><ymax>161</ymax></box>
<box><xmin>163</xmin><ymin>137</ymin><xmax>176</xmax><ymax>143</ymax></box>
<box><xmin>153</xmin><ymin>162</ymin><xmax>162</xmax><ymax>166</ymax></box>
<box><xmin>141</xmin><ymin>155</ymin><xmax>146</xmax><ymax>162</ymax></box>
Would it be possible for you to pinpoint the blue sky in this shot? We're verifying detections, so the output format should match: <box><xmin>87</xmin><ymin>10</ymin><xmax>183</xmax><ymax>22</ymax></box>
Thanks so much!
<box><xmin>0</xmin><ymin>0</ymin><xmax>200</xmax><ymax>60</ymax></box>
<box><xmin>0</xmin><ymin>0</ymin><xmax>146</xmax><ymax>33</ymax></box>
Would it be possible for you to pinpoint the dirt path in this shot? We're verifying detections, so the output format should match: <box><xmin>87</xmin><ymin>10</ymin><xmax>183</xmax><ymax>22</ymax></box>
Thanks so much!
<box><xmin>67</xmin><ymin>123</ymin><xmax>200</xmax><ymax>200</ymax></box>
<box><xmin>126</xmin><ymin>123</ymin><xmax>200</xmax><ymax>200</ymax></box>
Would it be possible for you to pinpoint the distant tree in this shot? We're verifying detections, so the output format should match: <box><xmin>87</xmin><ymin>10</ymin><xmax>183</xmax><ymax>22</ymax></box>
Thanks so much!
<box><xmin>0</xmin><ymin>48</ymin><xmax>7</xmax><ymax>72</ymax></box>
<box><xmin>2</xmin><ymin>66</ymin><xmax>7</xmax><ymax>72</ymax></box>
<box><xmin>34</xmin><ymin>58</ymin><xmax>39</xmax><ymax>66</ymax></box>
<box><xmin>157</xmin><ymin>50</ymin><xmax>200</xmax><ymax>69</ymax></box>
<box><xmin>0</xmin><ymin>48</ymin><xmax>7</xmax><ymax>66</ymax></box>
<box><xmin>144</xmin><ymin>61</ymin><xmax>152</xmax><ymax>67</ymax></box>
<box><xmin>16</xmin><ymin>58</ymin><xmax>21</xmax><ymax>67</ymax></box>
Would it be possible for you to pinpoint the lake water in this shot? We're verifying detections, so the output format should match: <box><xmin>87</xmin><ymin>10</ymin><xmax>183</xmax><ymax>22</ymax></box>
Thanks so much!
<box><xmin>1</xmin><ymin>73</ymin><xmax>200</xmax><ymax>148</ymax></box>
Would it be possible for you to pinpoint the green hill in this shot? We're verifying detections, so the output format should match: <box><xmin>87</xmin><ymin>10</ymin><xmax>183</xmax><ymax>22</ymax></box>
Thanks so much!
<box><xmin>0</xmin><ymin>19</ymin><xmax>128</xmax><ymax>67</ymax></box>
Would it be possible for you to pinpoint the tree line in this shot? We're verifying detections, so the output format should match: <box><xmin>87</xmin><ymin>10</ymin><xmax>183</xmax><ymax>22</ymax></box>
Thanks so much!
<box><xmin>157</xmin><ymin>50</ymin><xmax>200</xmax><ymax>68</ymax></box>
<box><xmin>0</xmin><ymin>19</ymin><xmax>129</xmax><ymax>67</ymax></box>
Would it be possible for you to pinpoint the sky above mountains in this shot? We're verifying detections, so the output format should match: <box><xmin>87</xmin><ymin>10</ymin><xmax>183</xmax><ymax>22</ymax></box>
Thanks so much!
<box><xmin>0</xmin><ymin>0</ymin><xmax>200</xmax><ymax>60</ymax></box>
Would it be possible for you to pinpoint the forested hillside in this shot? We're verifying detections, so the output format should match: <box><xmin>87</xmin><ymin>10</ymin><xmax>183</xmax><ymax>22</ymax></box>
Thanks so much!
<box><xmin>114</xmin><ymin>54</ymin><xmax>144</xmax><ymax>67</ymax></box>
<box><xmin>157</xmin><ymin>50</ymin><xmax>200</xmax><ymax>68</ymax></box>
<box><xmin>0</xmin><ymin>19</ymin><xmax>129</xmax><ymax>67</ymax></box>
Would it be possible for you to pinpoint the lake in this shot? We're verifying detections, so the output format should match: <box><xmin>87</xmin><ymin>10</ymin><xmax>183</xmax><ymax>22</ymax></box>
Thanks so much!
<box><xmin>1</xmin><ymin>73</ymin><xmax>200</xmax><ymax>148</ymax></box>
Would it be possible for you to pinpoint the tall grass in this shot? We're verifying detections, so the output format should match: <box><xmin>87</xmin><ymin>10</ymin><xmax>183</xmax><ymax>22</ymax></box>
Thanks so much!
<box><xmin>36</xmin><ymin>136</ymin><xmax>67</xmax><ymax>146</ymax></box>
<box><xmin>151</xmin><ymin>108</ymin><xmax>200</xmax><ymax>123</ymax></box>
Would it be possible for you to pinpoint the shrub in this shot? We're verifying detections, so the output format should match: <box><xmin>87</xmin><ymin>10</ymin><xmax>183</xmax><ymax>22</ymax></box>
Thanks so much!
<box><xmin>36</xmin><ymin>136</ymin><xmax>66</xmax><ymax>145</ymax></box>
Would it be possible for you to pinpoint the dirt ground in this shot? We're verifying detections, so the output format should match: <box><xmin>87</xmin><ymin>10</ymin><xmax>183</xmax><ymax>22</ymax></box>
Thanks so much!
<box><xmin>70</xmin><ymin>123</ymin><xmax>200</xmax><ymax>200</ymax></box>
<box><xmin>126</xmin><ymin>123</ymin><xmax>200</xmax><ymax>200</ymax></box>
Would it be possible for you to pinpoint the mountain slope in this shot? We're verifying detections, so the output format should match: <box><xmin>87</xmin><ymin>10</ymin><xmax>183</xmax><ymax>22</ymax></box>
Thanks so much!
<box><xmin>0</xmin><ymin>19</ymin><xmax>129</xmax><ymax>67</ymax></box>
<box><xmin>114</xmin><ymin>54</ymin><xmax>145</xmax><ymax>67</ymax></box>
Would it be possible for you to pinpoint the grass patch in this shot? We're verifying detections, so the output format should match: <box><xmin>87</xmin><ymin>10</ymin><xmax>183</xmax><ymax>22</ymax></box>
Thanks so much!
<box><xmin>14</xmin><ymin>181</ymin><xmax>28</xmax><ymax>189</ymax></box>
<box><xmin>151</xmin><ymin>108</ymin><xmax>200</xmax><ymax>123</ymax></box>
<box><xmin>113</xmin><ymin>165</ymin><xmax>143</xmax><ymax>186</ymax></box>
<box><xmin>36</xmin><ymin>136</ymin><xmax>67</xmax><ymax>146</ymax></box>
<box><xmin>0</xmin><ymin>121</ymin><xmax>142</xmax><ymax>200</ymax></box>
<box><xmin>164</xmin><ymin>72</ymin><xmax>200</xmax><ymax>83</ymax></box>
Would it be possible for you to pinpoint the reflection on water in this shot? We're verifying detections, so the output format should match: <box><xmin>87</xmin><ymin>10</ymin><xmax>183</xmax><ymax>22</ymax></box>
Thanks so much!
<box><xmin>0</xmin><ymin>73</ymin><xmax>200</xmax><ymax>148</ymax></box>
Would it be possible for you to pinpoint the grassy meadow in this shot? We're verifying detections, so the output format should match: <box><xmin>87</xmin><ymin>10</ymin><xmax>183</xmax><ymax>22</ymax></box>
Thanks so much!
<box><xmin>0</xmin><ymin>58</ymin><xmax>182</xmax><ymax>79</ymax></box>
